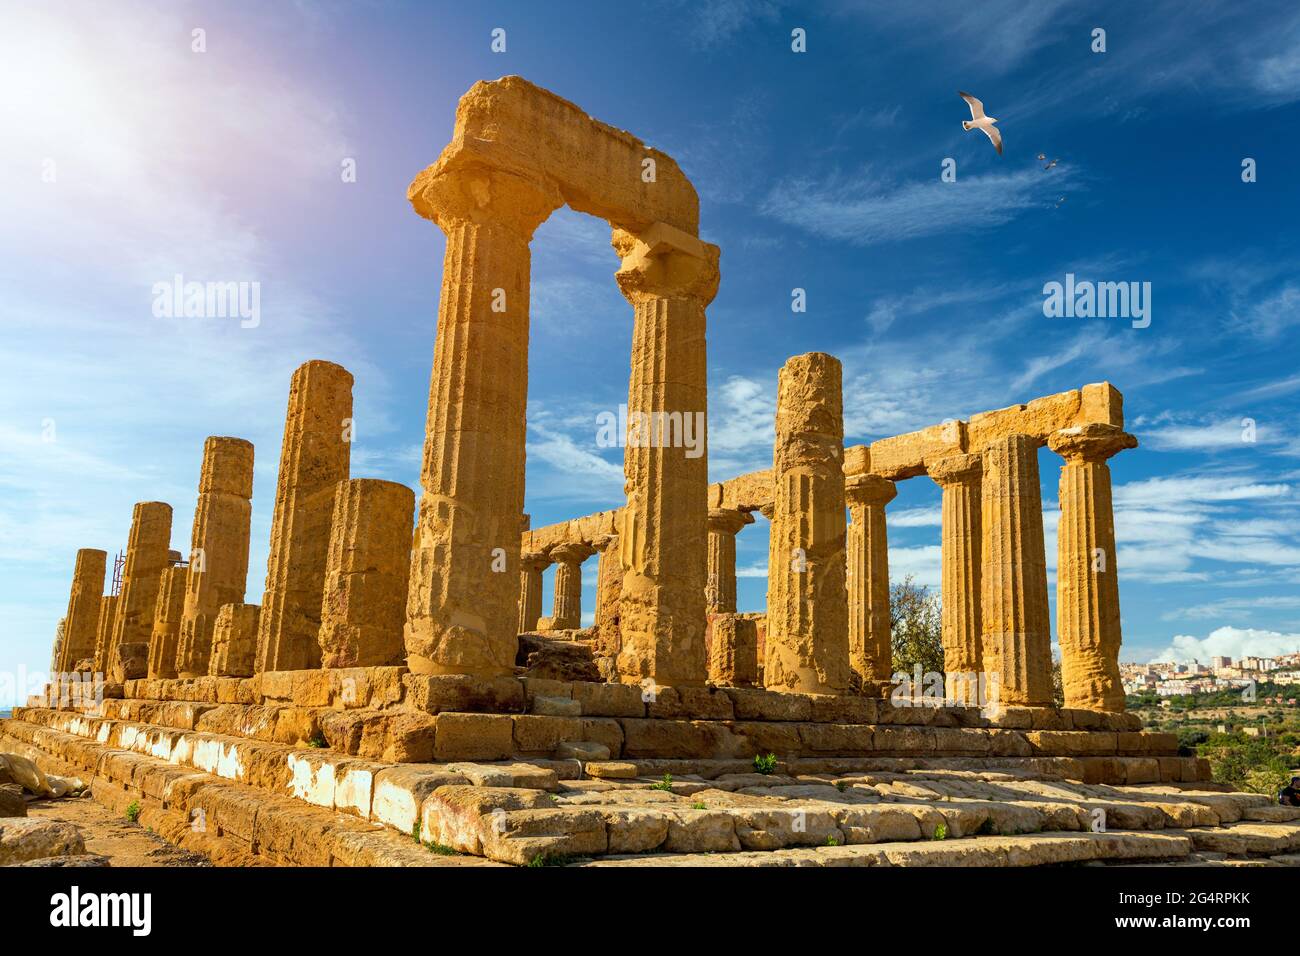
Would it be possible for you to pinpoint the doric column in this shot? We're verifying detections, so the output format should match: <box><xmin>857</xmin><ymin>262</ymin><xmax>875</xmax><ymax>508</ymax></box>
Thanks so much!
<box><xmin>764</xmin><ymin>352</ymin><xmax>851</xmax><ymax>694</ymax></box>
<box><xmin>58</xmin><ymin>549</ymin><xmax>106</xmax><ymax>673</ymax></box>
<box><xmin>255</xmin><ymin>364</ymin><xmax>352</xmax><ymax>673</ymax></box>
<box><xmin>108</xmin><ymin>501</ymin><xmax>173</xmax><ymax>670</ymax></box>
<box><xmin>612</xmin><ymin>225</ymin><xmax>720</xmax><ymax>687</ymax></box>
<box><xmin>706</xmin><ymin>508</ymin><xmax>753</xmax><ymax>614</ymax></box>
<box><xmin>178</xmin><ymin>437</ymin><xmax>256</xmax><ymax>678</ymax></box>
<box><xmin>93</xmin><ymin>594</ymin><xmax>119</xmax><ymax>675</ymax></box>
<box><xmin>591</xmin><ymin>533</ymin><xmax>622</xmax><ymax>648</ymax></box>
<box><xmin>319</xmin><ymin>478</ymin><xmax>415</xmax><ymax>668</ymax></box>
<box><xmin>549</xmin><ymin>542</ymin><xmax>594</xmax><ymax>631</ymax></box>
<box><xmin>981</xmin><ymin>434</ymin><xmax>1053</xmax><ymax>707</ymax></box>
<box><xmin>405</xmin><ymin>165</ymin><xmax>561</xmax><ymax>677</ymax></box>
<box><xmin>210</xmin><ymin>604</ymin><xmax>261</xmax><ymax>678</ymax></box>
<box><xmin>147</xmin><ymin>566</ymin><xmax>187</xmax><ymax>679</ymax></box>
<box><xmin>517</xmin><ymin>551</ymin><xmax>550</xmax><ymax>634</ymax></box>
<box><xmin>844</xmin><ymin>474</ymin><xmax>897</xmax><ymax>684</ymax></box>
<box><xmin>928</xmin><ymin>454</ymin><xmax>983</xmax><ymax>704</ymax></box>
<box><xmin>1049</xmin><ymin>423</ymin><xmax>1137</xmax><ymax>713</ymax></box>
<box><xmin>709</xmin><ymin>615</ymin><xmax>760</xmax><ymax>687</ymax></box>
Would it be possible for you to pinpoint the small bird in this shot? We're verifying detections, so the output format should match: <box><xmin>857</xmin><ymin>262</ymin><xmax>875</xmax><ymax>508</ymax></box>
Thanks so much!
<box><xmin>1044</xmin><ymin>157</ymin><xmax>1060</xmax><ymax>171</ymax></box>
<box><xmin>1055</xmin><ymin>195</ymin><xmax>1067</xmax><ymax>207</ymax></box>
<box><xmin>958</xmin><ymin>91</ymin><xmax>1002</xmax><ymax>154</ymax></box>
<box><xmin>1036</xmin><ymin>152</ymin><xmax>1047</xmax><ymax>161</ymax></box>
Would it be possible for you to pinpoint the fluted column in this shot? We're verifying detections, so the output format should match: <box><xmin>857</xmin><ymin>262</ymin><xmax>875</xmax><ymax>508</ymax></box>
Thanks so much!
<box><xmin>612</xmin><ymin>226</ymin><xmax>720</xmax><ymax>687</ymax></box>
<box><xmin>93</xmin><ymin>594</ymin><xmax>119</xmax><ymax>675</ymax></box>
<box><xmin>181</xmin><ymin>437</ymin><xmax>256</xmax><ymax>678</ymax></box>
<box><xmin>591</xmin><ymin>532</ymin><xmax>622</xmax><ymax>649</ymax></box>
<box><xmin>256</xmin><ymin>365</ymin><xmax>351</xmax><ymax>673</ymax></box>
<box><xmin>549</xmin><ymin>542</ymin><xmax>594</xmax><ymax>631</ymax></box>
<box><xmin>58</xmin><ymin>549</ymin><xmax>106</xmax><ymax>673</ymax></box>
<box><xmin>1049</xmin><ymin>424</ymin><xmax>1137</xmax><ymax>713</ymax></box>
<box><xmin>517</xmin><ymin>551</ymin><xmax>550</xmax><ymax>634</ymax></box>
<box><xmin>108</xmin><ymin>501</ymin><xmax>173</xmax><ymax>672</ymax></box>
<box><xmin>706</xmin><ymin>508</ymin><xmax>753</xmax><ymax>614</ymax></box>
<box><xmin>928</xmin><ymin>454</ymin><xmax>983</xmax><ymax>704</ymax></box>
<box><xmin>844</xmin><ymin>474</ymin><xmax>897</xmax><ymax>684</ymax></box>
<box><xmin>765</xmin><ymin>352</ymin><xmax>851</xmax><ymax>694</ymax></box>
<box><xmin>981</xmin><ymin>434</ymin><xmax>1053</xmax><ymax>707</ymax></box>
<box><xmin>148</xmin><ymin>566</ymin><xmax>187</xmax><ymax>679</ymax></box>
<box><xmin>405</xmin><ymin>166</ymin><xmax>560</xmax><ymax>677</ymax></box>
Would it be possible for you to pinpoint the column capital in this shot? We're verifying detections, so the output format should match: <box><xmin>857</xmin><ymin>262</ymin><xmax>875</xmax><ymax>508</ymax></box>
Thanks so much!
<box><xmin>844</xmin><ymin>473</ymin><xmax>897</xmax><ymax>508</ymax></box>
<box><xmin>1048</xmin><ymin>423</ymin><xmax>1138</xmax><ymax>464</ymax></box>
<box><xmin>927</xmin><ymin>453</ymin><xmax>982</xmax><ymax>487</ymax></box>
<box><xmin>612</xmin><ymin>223</ymin><xmax>720</xmax><ymax>305</ymax></box>
<box><xmin>590</xmin><ymin>532</ymin><xmax>619</xmax><ymax>553</ymax></box>
<box><xmin>707</xmin><ymin>507</ymin><xmax>754</xmax><ymax>536</ymax></box>
<box><xmin>549</xmin><ymin>541</ymin><xmax>595</xmax><ymax>566</ymax></box>
<box><xmin>410</xmin><ymin>163</ymin><xmax>562</xmax><ymax>241</ymax></box>
<box><xmin>519</xmin><ymin>550</ymin><xmax>550</xmax><ymax>573</ymax></box>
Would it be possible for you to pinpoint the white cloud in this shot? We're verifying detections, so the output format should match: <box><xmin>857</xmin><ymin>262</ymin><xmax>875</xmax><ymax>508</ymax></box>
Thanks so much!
<box><xmin>1151</xmin><ymin>626</ymin><xmax>1300</xmax><ymax>664</ymax></box>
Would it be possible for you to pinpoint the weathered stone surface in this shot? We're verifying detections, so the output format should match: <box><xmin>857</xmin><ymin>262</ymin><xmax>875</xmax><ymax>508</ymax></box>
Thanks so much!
<box><xmin>547</xmin><ymin>541</ymin><xmax>594</xmax><ymax>631</ymax></box>
<box><xmin>1050</xmin><ymin>424</ymin><xmax>1136</xmax><ymax>713</ymax></box>
<box><xmin>319</xmin><ymin>478</ymin><xmax>415</xmax><ymax>668</ymax></box>
<box><xmin>708</xmin><ymin>614</ymin><xmax>759</xmax><ymax>687</ymax></box>
<box><xmin>928</xmin><ymin>454</ymin><xmax>983</xmax><ymax>704</ymax></box>
<box><xmin>147</xmin><ymin>565</ymin><xmax>187</xmax><ymax>679</ymax></box>
<box><xmin>58</xmin><ymin>549</ymin><xmax>106</xmax><ymax>674</ymax></box>
<box><xmin>256</xmin><ymin>363</ymin><xmax>353</xmax><ymax>673</ymax></box>
<box><xmin>517</xmin><ymin>551</ymin><xmax>549</xmax><ymax>635</ymax></box>
<box><xmin>765</xmin><ymin>353</ymin><xmax>850</xmax><ymax>695</ymax></box>
<box><xmin>705</xmin><ymin>508</ymin><xmax>752</xmax><ymax>614</ymax></box>
<box><xmin>209</xmin><ymin>604</ymin><xmax>261</xmax><ymax>678</ymax></box>
<box><xmin>108</xmin><ymin>502</ymin><xmax>173</xmax><ymax>674</ymax></box>
<box><xmin>176</xmin><ymin>437</ymin><xmax>254</xmax><ymax>678</ymax></box>
<box><xmin>93</xmin><ymin>594</ymin><xmax>119</xmax><ymax>676</ymax></box>
<box><xmin>0</xmin><ymin>819</ymin><xmax>85</xmax><ymax>865</ymax></box>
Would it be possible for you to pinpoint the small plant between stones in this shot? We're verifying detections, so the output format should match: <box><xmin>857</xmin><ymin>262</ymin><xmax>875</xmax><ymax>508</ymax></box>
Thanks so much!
<box><xmin>753</xmin><ymin>753</ymin><xmax>778</xmax><ymax>775</ymax></box>
<box><xmin>932</xmin><ymin>822</ymin><xmax>948</xmax><ymax>841</ymax></box>
<box><xmin>650</xmin><ymin>773</ymin><xmax>674</xmax><ymax>791</ymax></box>
<box><xmin>307</xmin><ymin>732</ymin><xmax>327</xmax><ymax>748</ymax></box>
<box><xmin>125</xmin><ymin>800</ymin><xmax>141</xmax><ymax>823</ymax></box>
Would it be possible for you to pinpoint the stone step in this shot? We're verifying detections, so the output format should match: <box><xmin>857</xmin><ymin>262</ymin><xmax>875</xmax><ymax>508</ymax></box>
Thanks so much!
<box><xmin>576</xmin><ymin>831</ymin><xmax>1195</xmax><ymax>867</ymax></box>
<box><xmin>1181</xmin><ymin>822</ymin><xmax>1300</xmax><ymax>857</ymax></box>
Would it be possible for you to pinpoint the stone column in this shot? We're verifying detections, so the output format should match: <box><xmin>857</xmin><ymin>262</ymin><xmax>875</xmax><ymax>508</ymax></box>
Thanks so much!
<box><xmin>319</xmin><ymin>478</ymin><xmax>416</xmax><ymax>668</ymax></box>
<box><xmin>928</xmin><ymin>454</ymin><xmax>984</xmax><ymax>704</ymax></box>
<box><xmin>178</xmin><ymin>437</ymin><xmax>256</xmax><ymax>678</ymax></box>
<box><xmin>147</xmin><ymin>566</ymin><xmax>187</xmax><ymax>679</ymax></box>
<box><xmin>517</xmin><ymin>551</ymin><xmax>549</xmax><ymax>634</ymax></box>
<box><xmin>107</xmin><ymin>501</ymin><xmax>173</xmax><ymax>671</ymax></box>
<box><xmin>1049</xmin><ymin>424</ymin><xmax>1137</xmax><ymax>713</ymax></box>
<box><xmin>612</xmin><ymin>226</ymin><xmax>720</xmax><ymax>687</ymax></box>
<box><xmin>590</xmin><ymin>532</ymin><xmax>623</xmax><ymax>662</ymax></box>
<box><xmin>405</xmin><ymin>166</ymin><xmax>560</xmax><ymax>678</ymax></box>
<box><xmin>93</xmin><ymin>595</ymin><xmax>119</xmax><ymax>675</ymax></box>
<box><xmin>709</xmin><ymin>615</ymin><xmax>760</xmax><ymax>687</ymax></box>
<box><xmin>764</xmin><ymin>352</ymin><xmax>851</xmax><ymax>694</ymax></box>
<box><xmin>844</xmin><ymin>474</ymin><xmax>897</xmax><ymax>684</ymax></box>
<box><xmin>549</xmin><ymin>542</ymin><xmax>594</xmax><ymax>631</ymax></box>
<box><xmin>58</xmin><ymin>549</ymin><xmax>106</xmax><ymax>673</ymax></box>
<box><xmin>981</xmin><ymin>434</ymin><xmax>1053</xmax><ymax>707</ymax></box>
<box><xmin>256</xmin><ymin>364</ymin><xmax>352</xmax><ymax>673</ymax></box>
<box><xmin>706</xmin><ymin>508</ymin><xmax>753</xmax><ymax>614</ymax></box>
<box><xmin>210</xmin><ymin>604</ymin><xmax>261</xmax><ymax>678</ymax></box>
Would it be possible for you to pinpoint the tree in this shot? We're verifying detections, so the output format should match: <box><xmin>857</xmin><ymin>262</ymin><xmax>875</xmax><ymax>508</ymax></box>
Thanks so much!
<box><xmin>889</xmin><ymin>576</ymin><xmax>943</xmax><ymax>676</ymax></box>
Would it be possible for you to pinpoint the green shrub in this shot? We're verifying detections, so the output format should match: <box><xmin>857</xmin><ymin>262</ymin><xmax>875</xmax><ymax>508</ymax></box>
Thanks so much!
<box><xmin>753</xmin><ymin>753</ymin><xmax>778</xmax><ymax>775</ymax></box>
<box><xmin>125</xmin><ymin>800</ymin><xmax>141</xmax><ymax>823</ymax></box>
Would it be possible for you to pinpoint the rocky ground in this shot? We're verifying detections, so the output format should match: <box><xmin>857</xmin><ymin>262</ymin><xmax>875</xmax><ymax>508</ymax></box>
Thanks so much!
<box><xmin>1</xmin><ymin>794</ymin><xmax>208</xmax><ymax>867</ymax></box>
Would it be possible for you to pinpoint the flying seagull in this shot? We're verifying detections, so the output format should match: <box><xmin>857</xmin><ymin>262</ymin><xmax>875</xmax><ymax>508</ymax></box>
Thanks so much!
<box><xmin>958</xmin><ymin>91</ymin><xmax>1002</xmax><ymax>154</ymax></box>
<box><xmin>1044</xmin><ymin>157</ymin><xmax>1060</xmax><ymax>171</ymax></box>
<box><xmin>1036</xmin><ymin>152</ymin><xmax>1046</xmax><ymax>161</ymax></box>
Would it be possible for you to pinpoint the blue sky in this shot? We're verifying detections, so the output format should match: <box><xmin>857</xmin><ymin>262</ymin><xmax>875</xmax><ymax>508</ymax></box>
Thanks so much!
<box><xmin>4</xmin><ymin>0</ymin><xmax>1300</xmax><ymax>703</ymax></box>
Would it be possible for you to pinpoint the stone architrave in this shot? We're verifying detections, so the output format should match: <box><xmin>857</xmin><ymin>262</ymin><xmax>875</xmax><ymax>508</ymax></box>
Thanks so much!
<box><xmin>981</xmin><ymin>434</ymin><xmax>1053</xmax><ymax>707</ymax></box>
<box><xmin>928</xmin><ymin>453</ymin><xmax>984</xmax><ymax>704</ymax></box>
<box><xmin>210</xmin><ymin>604</ymin><xmax>261</xmax><ymax>678</ymax></box>
<box><xmin>613</xmin><ymin>225</ymin><xmax>720</xmax><ymax>688</ymax></box>
<box><xmin>148</xmin><ymin>566</ymin><xmax>187</xmax><ymax>679</ymax></box>
<box><xmin>844</xmin><ymin>474</ymin><xmax>896</xmax><ymax>684</ymax></box>
<box><xmin>177</xmin><ymin>437</ymin><xmax>256</xmax><ymax>678</ymax></box>
<box><xmin>705</xmin><ymin>508</ymin><xmax>753</xmax><ymax>615</ymax></box>
<box><xmin>764</xmin><ymin>352</ymin><xmax>851</xmax><ymax>695</ymax></box>
<box><xmin>318</xmin><ymin>478</ymin><xmax>416</xmax><ymax>668</ymax></box>
<box><xmin>256</xmin><ymin>363</ymin><xmax>352</xmax><ymax>673</ymax></box>
<box><xmin>58</xmin><ymin>549</ymin><xmax>106</xmax><ymax>673</ymax></box>
<box><xmin>107</xmin><ymin>502</ymin><xmax>173</xmax><ymax>672</ymax></box>
<box><xmin>1049</xmin><ymin>423</ymin><xmax>1137</xmax><ymax>713</ymax></box>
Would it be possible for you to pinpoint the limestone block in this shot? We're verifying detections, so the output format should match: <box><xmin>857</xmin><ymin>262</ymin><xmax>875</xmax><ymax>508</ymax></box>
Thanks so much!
<box><xmin>319</xmin><ymin>478</ymin><xmax>415</xmax><ymax>668</ymax></box>
<box><xmin>92</xmin><ymin>594</ymin><xmax>119</xmax><ymax>675</ymax></box>
<box><xmin>707</xmin><ymin>614</ymin><xmax>759</xmax><ymax>687</ymax></box>
<box><xmin>58</xmin><ymin>549</ymin><xmax>106</xmax><ymax>674</ymax></box>
<box><xmin>209</xmin><ymin>604</ymin><xmax>261</xmax><ymax>678</ymax></box>
<box><xmin>147</xmin><ymin>565</ymin><xmax>187</xmax><ymax>679</ymax></box>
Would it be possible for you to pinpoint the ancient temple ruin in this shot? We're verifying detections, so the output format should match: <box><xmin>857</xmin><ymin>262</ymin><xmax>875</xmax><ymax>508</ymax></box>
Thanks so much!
<box><xmin>11</xmin><ymin>76</ymin><xmax>1286</xmax><ymax>869</ymax></box>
